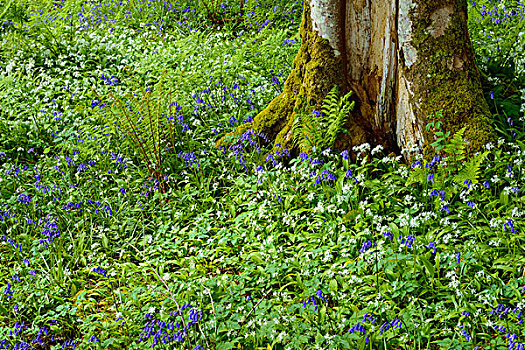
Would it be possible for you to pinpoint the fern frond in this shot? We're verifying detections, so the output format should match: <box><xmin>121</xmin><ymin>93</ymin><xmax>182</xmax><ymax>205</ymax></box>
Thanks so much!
<box><xmin>292</xmin><ymin>105</ymin><xmax>315</xmax><ymax>153</ymax></box>
<box><xmin>453</xmin><ymin>150</ymin><xmax>490</xmax><ymax>185</ymax></box>
<box><xmin>320</xmin><ymin>86</ymin><xmax>353</xmax><ymax>149</ymax></box>
<box><xmin>444</xmin><ymin>126</ymin><xmax>467</xmax><ymax>160</ymax></box>
<box><xmin>320</xmin><ymin>85</ymin><xmax>339</xmax><ymax>123</ymax></box>
<box><xmin>406</xmin><ymin>167</ymin><xmax>427</xmax><ymax>187</ymax></box>
<box><xmin>291</xmin><ymin>85</ymin><xmax>354</xmax><ymax>154</ymax></box>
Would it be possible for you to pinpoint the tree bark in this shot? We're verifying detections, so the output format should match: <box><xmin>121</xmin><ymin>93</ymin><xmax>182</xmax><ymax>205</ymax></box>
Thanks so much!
<box><xmin>217</xmin><ymin>0</ymin><xmax>495</xmax><ymax>161</ymax></box>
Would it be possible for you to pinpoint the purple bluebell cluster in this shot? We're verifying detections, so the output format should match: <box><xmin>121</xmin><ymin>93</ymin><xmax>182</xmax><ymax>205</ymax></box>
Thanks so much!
<box><xmin>100</xmin><ymin>72</ymin><xmax>119</xmax><ymax>86</ymax></box>
<box><xmin>222</xmin><ymin>129</ymin><xmax>269</xmax><ymax>170</ymax></box>
<box><xmin>504</xmin><ymin>218</ymin><xmax>517</xmax><ymax>234</ymax></box>
<box><xmin>1</xmin><ymin>234</ymin><xmax>22</xmax><ymax>253</ymax></box>
<box><xmin>347</xmin><ymin>312</ymin><xmax>403</xmax><ymax>344</ymax></box>
<box><xmin>302</xmin><ymin>290</ymin><xmax>327</xmax><ymax>312</ymax></box>
<box><xmin>0</xmin><ymin>322</ymin><xmax>65</xmax><ymax>350</ymax></box>
<box><xmin>311</xmin><ymin>169</ymin><xmax>336</xmax><ymax>186</ymax></box>
<box><xmin>139</xmin><ymin>306</ymin><xmax>203</xmax><ymax>349</ymax></box>
<box><xmin>178</xmin><ymin>150</ymin><xmax>200</xmax><ymax>170</ymax></box>
<box><xmin>3</xmin><ymin>283</ymin><xmax>14</xmax><ymax>298</ymax></box>
<box><xmin>360</xmin><ymin>239</ymin><xmax>376</xmax><ymax>253</ymax></box>
<box><xmin>92</xmin><ymin>266</ymin><xmax>108</xmax><ymax>278</ymax></box>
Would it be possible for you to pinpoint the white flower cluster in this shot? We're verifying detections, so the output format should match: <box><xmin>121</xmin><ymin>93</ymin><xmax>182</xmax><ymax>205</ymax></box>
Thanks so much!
<box><xmin>488</xmin><ymin>238</ymin><xmax>501</xmax><ymax>247</ymax></box>
<box><xmin>489</xmin><ymin>217</ymin><xmax>502</xmax><ymax>228</ymax></box>
<box><xmin>352</xmin><ymin>142</ymin><xmax>371</xmax><ymax>153</ymax></box>
<box><xmin>371</xmin><ymin>144</ymin><xmax>384</xmax><ymax>155</ymax></box>
<box><xmin>446</xmin><ymin>270</ymin><xmax>460</xmax><ymax>289</ymax></box>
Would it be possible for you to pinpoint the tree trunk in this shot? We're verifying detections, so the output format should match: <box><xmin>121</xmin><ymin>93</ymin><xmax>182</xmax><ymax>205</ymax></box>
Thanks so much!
<box><xmin>217</xmin><ymin>0</ymin><xmax>495</xmax><ymax>161</ymax></box>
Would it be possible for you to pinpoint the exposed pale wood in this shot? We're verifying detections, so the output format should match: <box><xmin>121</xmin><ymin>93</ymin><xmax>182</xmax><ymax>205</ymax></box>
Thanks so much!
<box><xmin>309</xmin><ymin>0</ymin><xmax>345</xmax><ymax>56</ymax></box>
<box><xmin>221</xmin><ymin>0</ymin><xmax>493</xmax><ymax>159</ymax></box>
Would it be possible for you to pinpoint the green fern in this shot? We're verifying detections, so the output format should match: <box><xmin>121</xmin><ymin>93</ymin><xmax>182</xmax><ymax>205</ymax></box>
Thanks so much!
<box><xmin>453</xmin><ymin>150</ymin><xmax>490</xmax><ymax>186</ymax></box>
<box><xmin>443</xmin><ymin>126</ymin><xmax>467</xmax><ymax>164</ymax></box>
<box><xmin>407</xmin><ymin>125</ymin><xmax>489</xmax><ymax>188</ymax></box>
<box><xmin>405</xmin><ymin>166</ymin><xmax>427</xmax><ymax>187</ymax></box>
<box><xmin>91</xmin><ymin>70</ymin><xmax>182</xmax><ymax>193</ymax></box>
<box><xmin>292</xmin><ymin>85</ymin><xmax>354</xmax><ymax>154</ymax></box>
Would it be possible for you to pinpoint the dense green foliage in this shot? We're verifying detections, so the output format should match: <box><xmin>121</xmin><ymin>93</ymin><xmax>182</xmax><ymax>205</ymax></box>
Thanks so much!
<box><xmin>0</xmin><ymin>0</ymin><xmax>524</xmax><ymax>349</ymax></box>
<box><xmin>292</xmin><ymin>86</ymin><xmax>354</xmax><ymax>155</ymax></box>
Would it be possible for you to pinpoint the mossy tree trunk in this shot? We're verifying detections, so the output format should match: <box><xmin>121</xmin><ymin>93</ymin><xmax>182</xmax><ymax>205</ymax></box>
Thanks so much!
<box><xmin>217</xmin><ymin>0</ymin><xmax>495</xmax><ymax>161</ymax></box>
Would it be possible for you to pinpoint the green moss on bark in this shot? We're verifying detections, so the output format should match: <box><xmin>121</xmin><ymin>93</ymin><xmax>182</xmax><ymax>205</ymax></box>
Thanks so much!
<box><xmin>217</xmin><ymin>0</ymin><xmax>494</xmax><ymax>163</ymax></box>
<box><xmin>408</xmin><ymin>1</ymin><xmax>495</xmax><ymax>159</ymax></box>
<box><xmin>216</xmin><ymin>2</ymin><xmax>354</xmax><ymax>157</ymax></box>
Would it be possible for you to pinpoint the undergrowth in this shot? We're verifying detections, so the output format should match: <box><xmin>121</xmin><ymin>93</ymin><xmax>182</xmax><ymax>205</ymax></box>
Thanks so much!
<box><xmin>0</xmin><ymin>0</ymin><xmax>524</xmax><ymax>349</ymax></box>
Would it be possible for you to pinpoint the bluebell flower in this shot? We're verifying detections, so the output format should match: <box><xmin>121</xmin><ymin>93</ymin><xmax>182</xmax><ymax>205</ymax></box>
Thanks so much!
<box><xmin>89</xmin><ymin>336</ymin><xmax>99</xmax><ymax>343</ymax></box>
<box><xmin>320</xmin><ymin>170</ymin><xmax>335</xmax><ymax>182</ymax></box>
<box><xmin>360</xmin><ymin>239</ymin><xmax>376</xmax><ymax>253</ymax></box>
<box><xmin>312</xmin><ymin>109</ymin><xmax>323</xmax><ymax>118</ymax></box>
<box><xmin>92</xmin><ymin>267</ymin><xmax>107</xmax><ymax>278</ymax></box>
<box><xmin>379</xmin><ymin>322</ymin><xmax>389</xmax><ymax>335</ymax></box>
<box><xmin>411</xmin><ymin>160</ymin><xmax>421</xmax><ymax>168</ymax></box>
<box><xmin>62</xmin><ymin>339</ymin><xmax>77</xmax><ymax>348</ymax></box>
<box><xmin>298</xmin><ymin>152</ymin><xmax>308</xmax><ymax>162</ymax></box>
<box><xmin>16</xmin><ymin>194</ymin><xmax>31</xmax><ymax>205</ymax></box>
<box><xmin>503</xmin><ymin>219</ymin><xmax>517</xmax><ymax>234</ymax></box>
<box><xmin>429</xmin><ymin>189</ymin><xmax>440</xmax><ymax>197</ymax></box>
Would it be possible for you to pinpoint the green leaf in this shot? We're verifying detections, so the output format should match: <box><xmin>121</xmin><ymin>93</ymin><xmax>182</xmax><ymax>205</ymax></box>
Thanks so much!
<box><xmin>492</xmin><ymin>265</ymin><xmax>513</xmax><ymax>272</ymax></box>
<box><xmin>216</xmin><ymin>342</ymin><xmax>235</xmax><ymax>350</ymax></box>
<box><xmin>0</xmin><ymin>0</ymin><xmax>15</xmax><ymax>20</ymax></box>
<box><xmin>418</xmin><ymin>256</ymin><xmax>435</xmax><ymax>279</ymax></box>
<box><xmin>500</xmin><ymin>191</ymin><xmax>509</xmax><ymax>206</ymax></box>
<box><xmin>320</xmin><ymin>305</ymin><xmax>327</xmax><ymax>321</ymax></box>
<box><xmin>329</xmin><ymin>279</ymin><xmax>338</xmax><ymax>293</ymax></box>
<box><xmin>249</xmin><ymin>253</ymin><xmax>265</xmax><ymax>265</ymax></box>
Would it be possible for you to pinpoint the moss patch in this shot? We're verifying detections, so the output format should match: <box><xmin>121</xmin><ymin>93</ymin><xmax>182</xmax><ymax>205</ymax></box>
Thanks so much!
<box><xmin>216</xmin><ymin>2</ymin><xmax>356</xmax><ymax>158</ymax></box>
<box><xmin>408</xmin><ymin>0</ymin><xmax>495</xmax><ymax>159</ymax></box>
